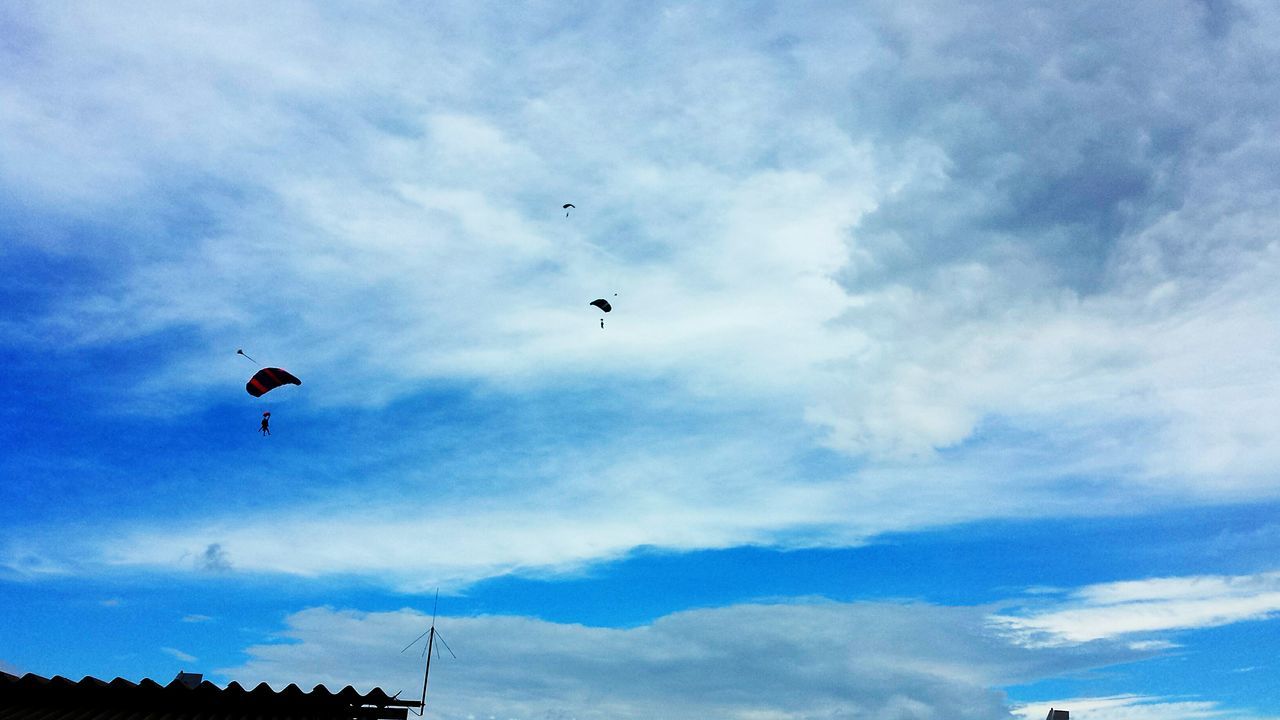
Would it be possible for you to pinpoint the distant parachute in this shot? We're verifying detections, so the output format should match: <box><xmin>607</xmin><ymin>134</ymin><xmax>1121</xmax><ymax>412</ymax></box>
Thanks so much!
<box><xmin>563</xmin><ymin>203</ymin><xmax>575</xmax><ymax>217</ymax></box>
<box><xmin>589</xmin><ymin>298</ymin><xmax>612</xmax><ymax>313</ymax></box>
<box><xmin>245</xmin><ymin>367</ymin><xmax>302</xmax><ymax>397</ymax></box>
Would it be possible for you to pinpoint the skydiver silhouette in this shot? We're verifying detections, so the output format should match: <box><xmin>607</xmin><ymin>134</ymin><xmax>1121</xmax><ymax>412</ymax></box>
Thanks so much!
<box><xmin>600</xmin><ymin>318</ymin><xmax>605</xmax><ymax>329</ymax></box>
<box><xmin>260</xmin><ymin>412</ymin><xmax>271</xmax><ymax>436</ymax></box>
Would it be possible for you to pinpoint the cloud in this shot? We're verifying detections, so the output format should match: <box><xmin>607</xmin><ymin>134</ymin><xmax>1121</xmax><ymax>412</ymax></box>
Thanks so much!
<box><xmin>182</xmin><ymin>614</ymin><xmax>213</xmax><ymax>623</ymax></box>
<box><xmin>1012</xmin><ymin>695</ymin><xmax>1276</xmax><ymax>720</ymax></box>
<box><xmin>991</xmin><ymin>571</ymin><xmax>1280</xmax><ymax>646</ymax></box>
<box><xmin>217</xmin><ymin>600</ymin><xmax>1152</xmax><ymax>720</ymax></box>
<box><xmin>197</xmin><ymin>544</ymin><xmax>232</xmax><ymax>573</ymax></box>
<box><xmin>161</xmin><ymin>646</ymin><xmax>198</xmax><ymax>663</ymax></box>
<box><xmin>82</xmin><ymin>422</ymin><xmax>1173</xmax><ymax>589</ymax></box>
<box><xmin>3</xmin><ymin>1</ymin><xmax>1280</xmax><ymax>586</ymax></box>
<box><xmin>96</xmin><ymin>434</ymin><xmax>860</xmax><ymax>588</ymax></box>
<box><xmin>5</xmin><ymin>2</ymin><xmax>1277</xmax><ymax>462</ymax></box>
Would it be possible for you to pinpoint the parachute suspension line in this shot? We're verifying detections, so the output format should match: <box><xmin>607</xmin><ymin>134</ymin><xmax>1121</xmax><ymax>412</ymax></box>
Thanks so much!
<box><xmin>236</xmin><ymin>349</ymin><xmax>258</xmax><ymax>365</ymax></box>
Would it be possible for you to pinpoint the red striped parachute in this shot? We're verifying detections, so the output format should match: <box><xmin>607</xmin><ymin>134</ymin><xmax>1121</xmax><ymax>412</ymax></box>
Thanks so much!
<box><xmin>245</xmin><ymin>367</ymin><xmax>302</xmax><ymax>397</ymax></box>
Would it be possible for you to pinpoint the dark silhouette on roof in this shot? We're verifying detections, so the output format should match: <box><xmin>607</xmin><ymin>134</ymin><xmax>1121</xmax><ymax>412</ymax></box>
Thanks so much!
<box><xmin>0</xmin><ymin>670</ymin><xmax>417</xmax><ymax>720</ymax></box>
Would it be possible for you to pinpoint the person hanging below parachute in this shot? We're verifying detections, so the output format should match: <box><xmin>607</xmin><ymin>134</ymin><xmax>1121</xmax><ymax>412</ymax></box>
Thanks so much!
<box><xmin>590</xmin><ymin>295</ymin><xmax>615</xmax><ymax>329</ymax></box>
<box><xmin>237</xmin><ymin>349</ymin><xmax>301</xmax><ymax>434</ymax></box>
<box><xmin>563</xmin><ymin>203</ymin><xmax>575</xmax><ymax>217</ymax></box>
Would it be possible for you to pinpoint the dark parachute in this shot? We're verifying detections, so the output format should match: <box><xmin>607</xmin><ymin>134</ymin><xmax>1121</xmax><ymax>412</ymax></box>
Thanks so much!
<box><xmin>246</xmin><ymin>367</ymin><xmax>302</xmax><ymax>397</ymax></box>
<box><xmin>590</xmin><ymin>298</ymin><xmax>612</xmax><ymax>312</ymax></box>
<box><xmin>563</xmin><ymin>203</ymin><xmax>575</xmax><ymax>217</ymax></box>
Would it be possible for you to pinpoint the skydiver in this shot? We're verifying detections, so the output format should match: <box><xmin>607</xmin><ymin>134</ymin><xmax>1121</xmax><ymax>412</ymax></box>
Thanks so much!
<box><xmin>600</xmin><ymin>318</ymin><xmax>605</xmax><ymax>329</ymax></box>
<box><xmin>260</xmin><ymin>412</ymin><xmax>271</xmax><ymax>436</ymax></box>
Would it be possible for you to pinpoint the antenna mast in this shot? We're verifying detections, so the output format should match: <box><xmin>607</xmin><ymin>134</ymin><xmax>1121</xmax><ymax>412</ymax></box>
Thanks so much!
<box><xmin>419</xmin><ymin>626</ymin><xmax>436</xmax><ymax>714</ymax></box>
<box><xmin>401</xmin><ymin>589</ymin><xmax>455</xmax><ymax>717</ymax></box>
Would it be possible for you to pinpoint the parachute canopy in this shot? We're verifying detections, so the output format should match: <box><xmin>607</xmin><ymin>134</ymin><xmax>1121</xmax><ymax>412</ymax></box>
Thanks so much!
<box><xmin>246</xmin><ymin>368</ymin><xmax>302</xmax><ymax>397</ymax></box>
<box><xmin>563</xmin><ymin>203</ymin><xmax>575</xmax><ymax>209</ymax></box>
<box><xmin>590</xmin><ymin>299</ymin><xmax>612</xmax><ymax>313</ymax></box>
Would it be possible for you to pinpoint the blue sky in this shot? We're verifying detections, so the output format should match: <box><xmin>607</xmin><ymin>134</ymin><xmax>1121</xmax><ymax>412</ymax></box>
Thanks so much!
<box><xmin>3</xmin><ymin>1</ymin><xmax>1280</xmax><ymax>718</ymax></box>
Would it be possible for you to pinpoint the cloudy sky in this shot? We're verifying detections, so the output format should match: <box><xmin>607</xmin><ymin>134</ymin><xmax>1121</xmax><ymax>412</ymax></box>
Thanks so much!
<box><xmin>2</xmin><ymin>1</ymin><xmax>1280</xmax><ymax>718</ymax></box>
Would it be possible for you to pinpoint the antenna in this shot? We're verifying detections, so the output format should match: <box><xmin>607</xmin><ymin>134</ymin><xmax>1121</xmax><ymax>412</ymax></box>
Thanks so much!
<box><xmin>401</xmin><ymin>589</ymin><xmax>455</xmax><ymax>717</ymax></box>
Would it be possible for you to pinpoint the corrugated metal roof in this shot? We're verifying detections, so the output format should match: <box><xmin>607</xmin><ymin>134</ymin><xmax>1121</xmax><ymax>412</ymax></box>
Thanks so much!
<box><xmin>0</xmin><ymin>672</ymin><xmax>416</xmax><ymax>720</ymax></box>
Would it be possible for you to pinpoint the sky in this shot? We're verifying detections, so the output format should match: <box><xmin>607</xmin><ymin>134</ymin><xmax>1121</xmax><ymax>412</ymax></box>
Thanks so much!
<box><xmin>2</xmin><ymin>1</ymin><xmax>1280</xmax><ymax>718</ymax></box>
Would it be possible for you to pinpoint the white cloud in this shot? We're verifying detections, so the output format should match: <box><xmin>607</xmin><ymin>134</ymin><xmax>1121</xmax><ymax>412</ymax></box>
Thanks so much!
<box><xmin>76</xmin><ymin>426</ymin><xmax>1180</xmax><ymax>588</ymax></box>
<box><xmin>182</xmin><ymin>614</ymin><xmax>213</xmax><ymax>623</ymax></box>
<box><xmin>161</xmin><ymin>646</ymin><xmax>198</xmax><ymax>663</ymax></box>
<box><xmin>992</xmin><ymin>571</ymin><xmax>1280</xmax><ymax>646</ymax></box>
<box><xmin>1012</xmin><ymin>695</ymin><xmax>1277</xmax><ymax>720</ymax></box>
<box><xmin>4</xmin><ymin>1</ymin><xmax>1280</xmax><ymax>583</ymax></box>
<box><xmin>217</xmin><ymin>600</ymin><xmax>1149</xmax><ymax>720</ymax></box>
<box><xmin>96</xmin><ymin>436</ymin><xmax>867</xmax><ymax>588</ymax></box>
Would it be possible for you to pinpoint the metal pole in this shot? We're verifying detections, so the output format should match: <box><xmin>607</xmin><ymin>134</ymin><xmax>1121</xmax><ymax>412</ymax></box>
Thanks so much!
<box><xmin>419</xmin><ymin>627</ymin><xmax>435</xmax><ymax>714</ymax></box>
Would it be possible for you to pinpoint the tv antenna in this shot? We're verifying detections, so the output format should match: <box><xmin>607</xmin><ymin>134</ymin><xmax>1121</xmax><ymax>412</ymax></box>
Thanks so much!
<box><xmin>400</xmin><ymin>589</ymin><xmax>455</xmax><ymax>717</ymax></box>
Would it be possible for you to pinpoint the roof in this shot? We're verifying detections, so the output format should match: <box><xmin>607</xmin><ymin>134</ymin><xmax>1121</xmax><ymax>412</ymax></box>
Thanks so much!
<box><xmin>0</xmin><ymin>671</ymin><xmax>417</xmax><ymax>720</ymax></box>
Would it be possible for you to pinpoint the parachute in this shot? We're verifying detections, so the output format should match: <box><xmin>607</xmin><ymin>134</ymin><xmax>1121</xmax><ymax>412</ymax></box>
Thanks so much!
<box><xmin>563</xmin><ymin>203</ymin><xmax>575</xmax><ymax>217</ymax></box>
<box><xmin>589</xmin><ymin>298</ymin><xmax>612</xmax><ymax>313</ymax></box>
<box><xmin>245</xmin><ymin>368</ymin><xmax>302</xmax><ymax>397</ymax></box>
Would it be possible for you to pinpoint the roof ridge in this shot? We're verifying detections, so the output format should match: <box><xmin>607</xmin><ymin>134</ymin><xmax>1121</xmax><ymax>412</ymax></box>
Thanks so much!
<box><xmin>0</xmin><ymin>671</ymin><xmax>413</xmax><ymax>712</ymax></box>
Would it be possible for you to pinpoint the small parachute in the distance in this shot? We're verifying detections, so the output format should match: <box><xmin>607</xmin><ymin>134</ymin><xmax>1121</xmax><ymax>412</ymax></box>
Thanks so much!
<box><xmin>563</xmin><ymin>203</ymin><xmax>575</xmax><ymax>217</ymax></box>
<box><xmin>246</xmin><ymin>367</ymin><xmax>302</xmax><ymax>397</ymax></box>
<box><xmin>589</xmin><ymin>298</ymin><xmax>612</xmax><ymax>313</ymax></box>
